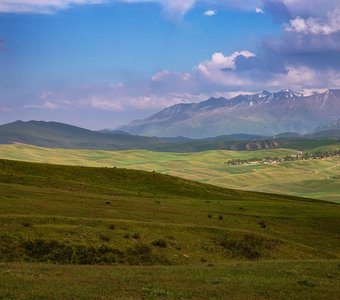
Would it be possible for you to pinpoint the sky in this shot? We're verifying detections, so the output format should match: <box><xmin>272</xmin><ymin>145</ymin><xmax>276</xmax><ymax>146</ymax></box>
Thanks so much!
<box><xmin>0</xmin><ymin>0</ymin><xmax>340</xmax><ymax>129</ymax></box>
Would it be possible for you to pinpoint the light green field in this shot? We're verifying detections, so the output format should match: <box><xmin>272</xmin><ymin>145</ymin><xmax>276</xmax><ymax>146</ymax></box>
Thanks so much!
<box><xmin>0</xmin><ymin>144</ymin><xmax>339</xmax><ymax>202</ymax></box>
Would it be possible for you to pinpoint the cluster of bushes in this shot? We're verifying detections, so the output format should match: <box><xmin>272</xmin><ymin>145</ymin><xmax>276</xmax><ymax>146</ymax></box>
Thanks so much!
<box><xmin>0</xmin><ymin>235</ymin><xmax>170</xmax><ymax>265</ymax></box>
<box><xmin>226</xmin><ymin>150</ymin><xmax>340</xmax><ymax>166</ymax></box>
<box><xmin>219</xmin><ymin>234</ymin><xmax>277</xmax><ymax>260</ymax></box>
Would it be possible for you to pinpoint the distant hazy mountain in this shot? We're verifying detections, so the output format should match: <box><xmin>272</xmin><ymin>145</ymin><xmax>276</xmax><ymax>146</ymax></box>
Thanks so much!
<box><xmin>119</xmin><ymin>89</ymin><xmax>340</xmax><ymax>138</ymax></box>
<box><xmin>0</xmin><ymin>120</ymin><xmax>338</xmax><ymax>152</ymax></box>
<box><xmin>314</xmin><ymin>118</ymin><xmax>340</xmax><ymax>132</ymax></box>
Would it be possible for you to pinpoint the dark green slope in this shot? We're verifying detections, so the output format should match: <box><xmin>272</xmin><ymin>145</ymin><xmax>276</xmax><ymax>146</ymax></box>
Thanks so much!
<box><xmin>0</xmin><ymin>120</ymin><xmax>166</xmax><ymax>150</ymax></box>
<box><xmin>1</xmin><ymin>158</ymin><xmax>329</xmax><ymax>203</ymax></box>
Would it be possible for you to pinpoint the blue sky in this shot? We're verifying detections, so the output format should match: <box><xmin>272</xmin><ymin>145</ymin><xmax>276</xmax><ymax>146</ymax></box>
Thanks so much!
<box><xmin>0</xmin><ymin>0</ymin><xmax>340</xmax><ymax>129</ymax></box>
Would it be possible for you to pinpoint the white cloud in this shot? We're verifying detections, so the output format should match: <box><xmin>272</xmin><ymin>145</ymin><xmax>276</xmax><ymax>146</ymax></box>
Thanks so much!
<box><xmin>151</xmin><ymin>69</ymin><xmax>191</xmax><ymax>82</ymax></box>
<box><xmin>0</xmin><ymin>0</ymin><xmax>197</xmax><ymax>15</ymax></box>
<box><xmin>83</xmin><ymin>97</ymin><xmax>123</xmax><ymax>111</ymax></box>
<box><xmin>199</xmin><ymin>51</ymin><xmax>255</xmax><ymax>72</ymax></box>
<box><xmin>151</xmin><ymin>69</ymin><xmax>171</xmax><ymax>81</ymax></box>
<box><xmin>285</xmin><ymin>8</ymin><xmax>340</xmax><ymax>35</ymax></box>
<box><xmin>269</xmin><ymin>65</ymin><xmax>318</xmax><ymax>88</ymax></box>
<box><xmin>204</xmin><ymin>9</ymin><xmax>216</xmax><ymax>17</ymax></box>
<box><xmin>268</xmin><ymin>65</ymin><xmax>340</xmax><ymax>90</ymax></box>
<box><xmin>255</xmin><ymin>7</ymin><xmax>264</xmax><ymax>14</ymax></box>
<box><xmin>24</xmin><ymin>101</ymin><xmax>60</xmax><ymax>110</ymax></box>
<box><xmin>197</xmin><ymin>51</ymin><xmax>256</xmax><ymax>86</ymax></box>
<box><xmin>129</xmin><ymin>93</ymin><xmax>207</xmax><ymax>109</ymax></box>
<box><xmin>0</xmin><ymin>0</ymin><xmax>107</xmax><ymax>14</ymax></box>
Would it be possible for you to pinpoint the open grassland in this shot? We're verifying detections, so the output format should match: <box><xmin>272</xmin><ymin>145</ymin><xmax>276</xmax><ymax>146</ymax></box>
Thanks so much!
<box><xmin>0</xmin><ymin>159</ymin><xmax>339</xmax><ymax>298</ymax></box>
<box><xmin>0</xmin><ymin>143</ymin><xmax>339</xmax><ymax>202</ymax></box>
<box><xmin>1</xmin><ymin>261</ymin><xmax>340</xmax><ymax>299</ymax></box>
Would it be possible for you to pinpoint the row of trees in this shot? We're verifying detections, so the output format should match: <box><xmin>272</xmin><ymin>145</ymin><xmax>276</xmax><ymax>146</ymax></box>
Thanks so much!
<box><xmin>226</xmin><ymin>150</ymin><xmax>340</xmax><ymax>166</ymax></box>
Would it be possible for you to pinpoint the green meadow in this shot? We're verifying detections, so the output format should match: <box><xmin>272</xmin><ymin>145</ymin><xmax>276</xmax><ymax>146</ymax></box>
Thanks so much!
<box><xmin>0</xmin><ymin>158</ymin><xmax>339</xmax><ymax>299</ymax></box>
<box><xmin>0</xmin><ymin>143</ymin><xmax>339</xmax><ymax>202</ymax></box>
<box><xmin>0</xmin><ymin>144</ymin><xmax>339</xmax><ymax>298</ymax></box>
<box><xmin>0</xmin><ymin>160</ymin><xmax>340</xmax><ymax>299</ymax></box>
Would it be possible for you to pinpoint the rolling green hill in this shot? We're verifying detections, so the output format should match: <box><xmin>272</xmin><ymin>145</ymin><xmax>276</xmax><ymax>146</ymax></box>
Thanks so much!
<box><xmin>0</xmin><ymin>143</ymin><xmax>339</xmax><ymax>202</ymax></box>
<box><xmin>0</xmin><ymin>120</ymin><xmax>166</xmax><ymax>150</ymax></box>
<box><xmin>0</xmin><ymin>159</ymin><xmax>339</xmax><ymax>299</ymax></box>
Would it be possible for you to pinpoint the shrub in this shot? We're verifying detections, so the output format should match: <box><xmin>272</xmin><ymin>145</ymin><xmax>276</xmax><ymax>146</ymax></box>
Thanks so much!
<box><xmin>99</xmin><ymin>234</ymin><xmax>110</xmax><ymax>242</ymax></box>
<box><xmin>258</xmin><ymin>221</ymin><xmax>267</xmax><ymax>229</ymax></box>
<box><xmin>151</xmin><ymin>239</ymin><xmax>167</xmax><ymax>248</ymax></box>
<box><xmin>220</xmin><ymin>234</ymin><xmax>274</xmax><ymax>260</ymax></box>
<box><xmin>132</xmin><ymin>233</ymin><xmax>140</xmax><ymax>239</ymax></box>
<box><xmin>126</xmin><ymin>244</ymin><xmax>152</xmax><ymax>265</ymax></box>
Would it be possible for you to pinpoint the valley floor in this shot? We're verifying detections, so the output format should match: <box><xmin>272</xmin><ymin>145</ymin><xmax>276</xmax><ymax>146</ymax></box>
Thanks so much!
<box><xmin>0</xmin><ymin>144</ymin><xmax>339</xmax><ymax>202</ymax></box>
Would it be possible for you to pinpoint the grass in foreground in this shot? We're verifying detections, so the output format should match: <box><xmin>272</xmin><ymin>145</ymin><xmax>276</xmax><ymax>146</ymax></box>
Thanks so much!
<box><xmin>1</xmin><ymin>261</ymin><xmax>339</xmax><ymax>299</ymax></box>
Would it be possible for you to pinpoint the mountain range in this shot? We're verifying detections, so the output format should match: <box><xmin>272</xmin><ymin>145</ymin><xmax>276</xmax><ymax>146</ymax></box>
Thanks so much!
<box><xmin>119</xmin><ymin>89</ymin><xmax>340</xmax><ymax>138</ymax></box>
<box><xmin>0</xmin><ymin>120</ymin><xmax>339</xmax><ymax>152</ymax></box>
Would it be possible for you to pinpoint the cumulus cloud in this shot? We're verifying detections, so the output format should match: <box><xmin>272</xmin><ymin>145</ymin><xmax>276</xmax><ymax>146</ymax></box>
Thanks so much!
<box><xmin>255</xmin><ymin>7</ymin><xmax>264</xmax><ymax>14</ymax></box>
<box><xmin>285</xmin><ymin>8</ymin><xmax>340</xmax><ymax>35</ymax></box>
<box><xmin>262</xmin><ymin>0</ymin><xmax>340</xmax><ymax>65</ymax></box>
<box><xmin>197</xmin><ymin>51</ymin><xmax>256</xmax><ymax>86</ymax></box>
<box><xmin>268</xmin><ymin>65</ymin><xmax>340</xmax><ymax>89</ymax></box>
<box><xmin>198</xmin><ymin>51</ymin><xmax>256</xmax><ymax>72</ymax></box>
<box><xmin>204</xmin><ymin>9</ymin><xmax>216</xmax><ymax>17</ymax></box>
<box><xmin>269</xmin><ymin>65</ymin><xmax>318</xmax><ymax>88</ymax></box>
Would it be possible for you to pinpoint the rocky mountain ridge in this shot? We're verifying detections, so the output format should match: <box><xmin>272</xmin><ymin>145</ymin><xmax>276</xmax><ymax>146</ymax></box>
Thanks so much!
<box><xmin>119</xmin><ymin>89</ymin><xmax>340</xmax><ymax>138</ymax></box>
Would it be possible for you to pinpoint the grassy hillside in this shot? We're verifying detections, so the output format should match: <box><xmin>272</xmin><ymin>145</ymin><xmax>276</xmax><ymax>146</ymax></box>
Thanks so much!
<box><xmin>0</xmin><ymin>120</ymin><xmax>166</xmax><ymax>150</ymax></box>
<box><xmin>1</xmin><ymin>144</ymin><xmax>339</xmax><ymax>202</ymax></box>
<box><xmin>0</xmin><ymin>159</ymin><xmax>339</xmax><ymax>298</ymax></box>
